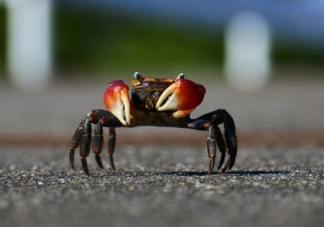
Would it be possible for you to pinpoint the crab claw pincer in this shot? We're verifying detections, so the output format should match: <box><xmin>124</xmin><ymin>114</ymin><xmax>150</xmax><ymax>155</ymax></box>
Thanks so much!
<box><xmin>156</xmin><ymin>78</ymin><xmax>206</xmax><ymax>118</ymax></box>
<box><xmin>103</xmin><ymin>80</ymin><xmax>131</xmax><ymax>126</ymax></box>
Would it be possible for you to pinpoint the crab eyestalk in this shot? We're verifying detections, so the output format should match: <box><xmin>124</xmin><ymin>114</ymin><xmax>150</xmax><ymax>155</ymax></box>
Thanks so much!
<box><xmin>156</xmin><ymin>77</ymin><xmax>206</xmax><ymax>118</ymax></box>
<box><xmin>103</xmin><ymin>80</ymin><xmax>131</xmax><ymax>126</ymax></box>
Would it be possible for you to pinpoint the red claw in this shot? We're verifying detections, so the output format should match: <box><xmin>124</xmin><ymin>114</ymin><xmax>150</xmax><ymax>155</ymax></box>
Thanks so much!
<box><xmin>156</xmin><ymin>78</ymin><xmax>206</xmax><ymax>118</ymax></box>
<box><xmin>103</xmin><ymin>80</ymin><xmax>131</xmax><ymax>126</ymax></box>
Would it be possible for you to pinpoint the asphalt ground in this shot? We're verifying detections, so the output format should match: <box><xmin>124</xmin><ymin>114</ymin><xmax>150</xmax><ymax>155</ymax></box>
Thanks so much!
<box><xmin>0</xmin><ymin>72</ymin><xmax>324</xmax><ymax>227</ymax></box>
<box><xmin>1</xmin><ymin>145</ymin><xmax>324</xmax><ymax>227</ymax></box>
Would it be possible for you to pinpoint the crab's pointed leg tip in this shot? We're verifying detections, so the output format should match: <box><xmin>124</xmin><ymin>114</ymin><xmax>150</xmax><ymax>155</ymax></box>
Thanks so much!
<box><xmin>69</xmin><ymin>157</ymin><xmax>75</xmax><ymax>170</ymax></box>
<box><xmin>81</xmin><ymin>158</ymin><xmax>90</xmax><ymax>176</ymax></box>
<box><xmin>95</xmin><ymin>154</ymin><xmax>105</xmax><ymax>170</ymax></box>
<box><xmin>109</xmin><ymin>155</ymin><xmax>117</xmax><ymax>173</ymax></box>
<box><xmin>217</xmin><ymin>153</ymin><xmax>226</xmax><ymax>170</ymax></box>
<box><xmin>69</xmin><ymin>148</ymin><xmax>76</xmax><ymax>170</ymax></box>
<box><xmin>206</xmin><ymin>158</ymin><xmax>215</xmax><ymax>176</ymax></box>
<box><xmin>220</xmin><ymin>167</ymin><xmax>230</xmax><ymax>174</ymax></box>
<box><xmin>84</xmin><ymin>167</ymin><xmax>90</xmax><ymax>176</ymax></box>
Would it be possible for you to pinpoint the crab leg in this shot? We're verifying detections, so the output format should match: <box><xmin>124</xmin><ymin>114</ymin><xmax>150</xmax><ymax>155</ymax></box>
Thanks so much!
<box><xmin>69</xmin><ymin>109</ymin><xmax>125</xmax><ymax>175</ymax></box>
<box><xmin>79</xmin><ymin>116</ymin><xmax>92</xmax><ymax>176</ymax></box>
<box><xmin>206</xmin><ymin>125</ymin><xmax>216</xmax><ymax>175</ymax></box>
<box><xmin>206</xmin><ymin>124</ymin><xmax>228</xmax><ymax>175</ymax></box>
<box><xmin>208</xmin><ymin>110</ymin><xmax>237</xmax><ymax>173</ymax></box>
<box><xmin>188</xmin><ymin>109</ymin><xmax>237</xmax><ymax>174</ymax></box>
<box><xmin>108</xmin><ymin>127</ymin><xmax>117</xmax><ymax>172</ymax></box>
<box><xmin>92</xmin><ymin>110</ymin><xmax>122</xmax><ymax>172</ymax></box>
<box><xmin>93</xmin><ymin>119</ymin><xmax>105</xmax><ymax>170</ymax></box>
<box><xmin>91</xmin><ymin>110</ymin><xmax>123</xmax><ymax>173</ymax></box>
<box><xmin>214</xmin><ymin>125</ymin><xmax>227</xmax><ymax>170</ymax></box>
<box><xmin>69</xmin><ymin>118</ymin><xmax>85</xmax><ymax>170</ymax></box>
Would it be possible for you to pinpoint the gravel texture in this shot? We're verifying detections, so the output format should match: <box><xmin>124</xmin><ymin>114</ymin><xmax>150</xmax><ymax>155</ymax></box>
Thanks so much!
<box><xmin>1</xmin><ymin>145</ymin><xmax>324</xmax><ymax>227</ymax></box>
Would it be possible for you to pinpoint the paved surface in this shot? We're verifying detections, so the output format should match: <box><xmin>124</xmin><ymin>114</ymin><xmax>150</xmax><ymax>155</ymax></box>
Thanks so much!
<box><xmin>1</xmin><ymin>145</ymin><xmax>324</xmax><ymax>227</ymax></box>
<box><xmin>0</xmin><ymin>74</ymin><xmax>324</xmax><ymax>227</ymax></box>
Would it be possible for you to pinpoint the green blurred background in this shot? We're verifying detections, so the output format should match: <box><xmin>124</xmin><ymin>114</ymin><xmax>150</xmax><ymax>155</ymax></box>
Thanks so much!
<box><xmin>0</xmin><ymin>5</ymin><xmax>323</xmax><ymax>79</ymax></box>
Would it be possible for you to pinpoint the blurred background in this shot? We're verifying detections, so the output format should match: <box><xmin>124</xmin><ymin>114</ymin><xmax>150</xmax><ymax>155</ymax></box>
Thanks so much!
<box><xmin>0</xmin><ymin>0</ymin><xmax>323</xmax><ymax>147</ymax></box>
<box><xmin>1</xmin><ymin>2</ymin><xmax>324</xmax><ymax>227</ymax></box>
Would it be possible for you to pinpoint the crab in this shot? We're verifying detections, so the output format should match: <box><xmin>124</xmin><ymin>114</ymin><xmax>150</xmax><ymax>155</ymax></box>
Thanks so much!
<box><xmin>69</xmin><ymin>72</ymin><xmax>237</xmax><ymax>176</ymax></box>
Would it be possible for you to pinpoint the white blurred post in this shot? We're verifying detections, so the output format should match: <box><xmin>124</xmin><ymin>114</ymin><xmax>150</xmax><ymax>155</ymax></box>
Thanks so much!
<box><xmin>6</xmin><ymin>0</ymin><xmax>52</xmax><ymax>92</ymax></box>
<box><xmin>225</xmin><ymin>11</ymin><xmax>271</xmax><ymax>92</ymax></box>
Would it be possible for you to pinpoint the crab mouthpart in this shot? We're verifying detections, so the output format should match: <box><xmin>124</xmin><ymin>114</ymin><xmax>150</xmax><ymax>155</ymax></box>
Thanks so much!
<box><xmin>103</xmin><ymin>81</ymin><xmax>131</xmax><ymax>126</ymax></box>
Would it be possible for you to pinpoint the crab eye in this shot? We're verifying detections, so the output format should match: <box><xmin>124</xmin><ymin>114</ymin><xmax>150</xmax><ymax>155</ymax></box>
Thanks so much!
<box><xmin>134</xmin><ymin>72</ymin><xmax>145</xmax><ymax>84</ymax></box>
<box><xmin>134</xmin><ymin>72</ymin><xmax>141</xmax><ymax>80</ymax></box>
<box><xmin>177</xmin><ymin>73</ymin><xmax>185</xmax><ymax>80</ymax></box>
